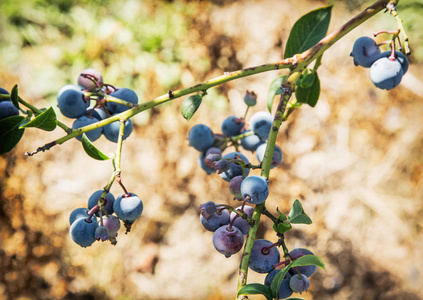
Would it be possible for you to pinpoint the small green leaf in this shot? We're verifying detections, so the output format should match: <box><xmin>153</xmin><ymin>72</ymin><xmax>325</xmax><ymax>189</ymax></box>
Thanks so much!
<box><xmin>181</xmin><ymin>94</ymin><xmax>202</xmax><ymax>121</ymax></box>
<box><xmin>267</xmin><ymin>75</ymin><xmax>286</xmax><ymax>112</ymax></box>
<box><xmin>271</xmin><ymin>255</ymin><xmax>325</xmax><ymax>298</ymax></box>
<box><xmin>300</xmin><ymin>72</ymin><xmax>315</xmax><ymax>88</ymax></box>
<box><xmin>11</xmin><ymin>84</ymin><xmax>20</xmax><ymax>109</ymax></box>
<box><xmin>237</xmin><ymin>283</ymin><xmax>273</xmax><ymax>300</ymax></box>
<box><xmin>289</xmin><ymin>214</ymin><xmax>312</xmax><ymax>224</ymax></box>
<box><xmin>81</xmin><ymin>134</ymin><xmax>111</xmax><ymax>160</ymax></box>
<box><xmin>285</xmin><ymin>6</ymin><xmax>332</xmax><ymax>58</ymax></box>
<box><xmin>19</xmin><ymin>107</ymin><xmax>57</xmax><ymax>131</ymax></box>
<box><xmin>288</xmin><ymin>199</ymin><xmax>312</xmax><ymax>225</ymax></box>
<box><xmin>0</xmin><ymin>116</ymin><xmax>25</xmax><ymax>155</ymax></box>
<box><xmin>295</xmin><ymin>72</ymin><xmax>320</xmax><ymax>107</ymax></box>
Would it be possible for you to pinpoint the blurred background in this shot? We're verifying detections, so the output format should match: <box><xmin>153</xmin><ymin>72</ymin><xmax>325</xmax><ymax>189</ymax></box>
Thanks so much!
<box><xmin>1</xmin><ymin>0</ymin><xmax>423</xmax><ymax>299</ymax></box>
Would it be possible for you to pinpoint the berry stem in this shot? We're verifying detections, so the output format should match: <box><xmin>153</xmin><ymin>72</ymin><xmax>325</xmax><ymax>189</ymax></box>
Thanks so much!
<box><xmin>387</xmin><ymin>3</ymin><xmax>411</xmax><ymax>55</ymax></box>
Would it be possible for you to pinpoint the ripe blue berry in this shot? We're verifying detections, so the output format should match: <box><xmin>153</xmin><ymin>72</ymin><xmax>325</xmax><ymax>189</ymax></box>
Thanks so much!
<box><xmin>72</xmin><ymin>116</ymin><xmax>103</xmax><ymax>142</ymax></box>
<box><xmin>113</xmin><ymin>192</ymin><xmax>144</xmax><ymax>223</ymax></box>
<box><xmin>69</xmin><ymin>207</ymin><xmax>97</xmax><ymax>225</ymax></box>
<box><xmin>200</xmin><ymin>206</ymin><xmax>230</xmax><ymax>232</ymax></box>
<box><xmin>264</xmin><ymin>270</ymin><xmax>293</xmax><ymax>299</ymax></box>
<box><xmin>219</xmin><ymin>152</ymin><xmax>250</xmax><ymax>182</ymax></box>
<box><xmin>69</xmin><ymin>218</ymin><xmax>99</xmax><ymax>247</ymax></box>
<box><xmin>289</xmin><ymin>274</ymin><xmax>310</xmax><ymax>294</ymax></box>
<box><xmin>241</xmin><ymin>175</ymin><xmax>269</xmax><ymax>204</ymax></box>
<box><xmin>350</xmin><ymin>36</ymin><xmax>381</xmax><ymax>68</ymax></box>
<box><xmin>77</xmin><ymin>68</ymin><xmax>103</xmax><ymax>90</ymax></box>
<box><xmin>249</xmin><ymin>111</ymin><xmax>273</xmax><ymax>140</ymax></box>
<box><xmin>88</xmin><ymin>190</ymin><xmax>115</xmax><ymax>215</ymax></box>
<box><xmin>84</xmin><ymin>106</ymin><xmax>108</xmax><ymax>120</ymax></box>
<box><xmin>289</xmin><ymin>248</ymin><xmax>317</xmax><ymax>278</ymax></box>
<box><xmin>249</xmin><ymin>239</ymin><xmax>280</xmax><ymax>273</ymax></box>
<box><xmin>107</xmin><ymin>88</ymin><xmax>139</xmax><ymax>114</ymax></box>
<box><xmin>212</xmin><ymin>225</ymin><xmax>244</xmax><ymax>258</ymax></box>
<box><xmin>240</xmin><ymin>130</ymin><xmax>264</xmax><ymax>152</ymax></box>
<box><xmin>221</xmin><ymin>116</ymin><xmax>245</xmax><ymax>137</ymax></box>
<box><xmin>199</xmin><ymin>201</ymin><xmax>217</xmax><ymax>218</ymax></box>
<box><xmin>188</xmin><ymin>124</ymin><xmax>215</xmax><ymax>152</ymax></box>
<box><xmin>380</xmin><ymin>50</ymin><xmax>409</xmax><ymax>74</ymax></box>
<box><xmin>369</xmin><ymin>57</ymin><xmax>403</xmax><ymax>90</ymax></box>
<box><xmin>0</xmin><ymin>101</ymin><xmax>19</xmax><ymax>120</ymax></box>
<box><xmin>103</xmin><ymin>117</ymin><xmax>133</xmax><ymax>143</ymax></box>
<box><xmin>229</xmin><ymin>205</ymin><xmax>254</xmax><ymax>235</ymax></box>
<box><xmin>256</xmin><ymin>143</ymin><xmax>283</xmax><ymax>168</ymax></box>
<box><xmin>57</xmin><ymin>87</ymin><xmax>89</xmax><ymax>118</ymax></box>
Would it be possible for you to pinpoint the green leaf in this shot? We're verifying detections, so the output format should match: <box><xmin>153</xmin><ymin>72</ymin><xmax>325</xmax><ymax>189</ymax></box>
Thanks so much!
<box><xmin>299</xmin><ymin>72</ymin><xmax>315</xmax><ymax>89</ymax></box>
<box><xmin>285</xmin><ymin>6</ymin><xmax>332</xmax><ymax>58</ymax></box>
<box><xmin>181</xmin><ymin>94</ymin><xmax>202</xmax><ymax>121</ymax></box>
<box><xmin>288</xmin><ymin>199</ymin><xmax>312</xmax><ymax>225</ymax></box>
<box><xmin>295</xmin><ymin>72</ymin><xmax>320</xmax><ymax>107</ymax></box>
<box><xmin>237</xmin><ymin>283</ymin><xmax>273</xmax><ymax>300</ymax></box>
<box><xmin>81</xmin><ymin>134</ymin><xmax>111</xmax><ymax>160</ymax></box>
<box><xmin>267</xmin><ymin>75</ymin><xmax>286</xmax><ymax>112</ymax></box>
<box><xmin>19</xmin><ymin>107</ymin><xmax>57</xmax><ymax>131</ymax></box>
<box><xmin>11</xmin><ymin>84</ymin><xmax>20</xmax><ymax>110</ymax></box>
<box><xmin>0</xmin><ymin>116</ymin><xmax>25</xmax><ymax>155</ymax></box>
<box><xmin>271</xmin><ymin>255</ymin><xmax>325</xmax><ymax>298</ymax></box>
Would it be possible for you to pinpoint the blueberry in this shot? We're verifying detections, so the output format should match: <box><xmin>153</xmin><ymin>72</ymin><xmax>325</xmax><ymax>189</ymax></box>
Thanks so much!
<box><xmin>380</xmin><ymin>50</ymin><xmax>409</xmax><ymax>74</ymax></box>
<box><xmin>229</xmin><ymin>205</ymin><xmax>254</xmax><ymax>235</ymax></box>
<box><xmin>188</xmin><ymin>124</ymin><xmax>215</xmax><ymax>152</ymax></box>
<box><xmin>69</xmin><ymin>217</ymin><xmax>99</xmax><ymax>247</ymax></box>
<box><xmin>57</xmin><ymin>84</ymin><xmax>84</xmax><ymax>98</ymax></box>
<box><xmin>289</xmin><ymin>274</ymin><xmax>310</xmax><ymax>294</ymax></box>
<box><xmin>221</xmin><ymin>116</ymin><xmax>245</xmax><ymax>137</ymax></box>
<box><xmin>69</xmin><ymin>207</ymin><xmax>97</xmax><ymax>225</ymax></box>
<box><xmin>0</xmin><ymin>101</ymin><xmax>19</xmax><ymax>120</ymax></box>
<box><xmin>77</xmin><ymin>68</ymin><xmax>103</xmax><ymax>90</ymax></box>
<box><xmin>113</xmin><ymin>192</ymin><xmax>144</xmax><ymax>222</ymax></box>
<box><xmin>219</xmin><ymin>152</ymin><xmax>250</xmax><ymax>182</ymax></box>
<box><xmin>256</xmin><ymin>143</ymin><xmax>283</xmax><ymax>169</ymax></box>
<box><xmin>84</xmin><ymin>106</ymin><xmax>108</xmax><ymax>121</ymax></box>
<box><xmin>249</xmin><ymin>239</ymin><xmax>280</xmax><ymax>273</ymax></box>
<box><xmin>199</xmin><ymin>201</ymin><xmax>217</xmax><ymax>219</ymax></box>
<box><xmin>0</xmin><ymin>87</ymin><xmax>10</xmax><ymax>101</ymax></box>
<box><xmin>95</xmin><ymin>225</ymin><xmax>109</xmax><ymax>242</ymax></box>
<box><xmin>203</xmin><ymin>147</ymin><xmax>222</xmax><ymax>168</ymax></box>
<box><xmin>369</xmin><ymin>57</ymin><xmax>403</xmax><ymax>90</ymax></box>
<box><xmin>264</xmin><ymin>270</ymin><xmax>293</xmax><ymax>299</ymax></box>
<box><xmin>241</xmin><ymin>175</ymin><xmax>269</xmax><ymax>205</ymax></box>
<box><xmin>103</xmin><ymin>117</ymin><xmax>133</xmax><ymax>143</ymax></box>
<box><xmin>212</xmin><ymin>225</ymin><xmax>244</xmax><ymax>258</ymax></box>
<box><xmin>200</xmin><ymin>206</ymin><xmax>230</xmax><ymax>232</ymax></box>
<box><xmin>350</xmin><ymin>36</ymin><xmax>381</xmax><ymax>68</ymax></box>
<box><xmin>198</xmin><ymin>152</ymin><xmax>217</xmax><ymax>175</ymax></box>
<box><xmin>57</xmin><ymin>88</ymin><xmax>89</xmax><ymax>118</ymax></box>
<box><xmin>240</xmin><ymin>130</ymin><xmax>264</xmax><ymax>152</ymax></box>
<box><xmin>100</xmin><ymin>215</ymin><xmax>121</xmax><ymax>238</ymax></box>
<box><xmin>72</xmin><ymin>116</ymin><xmax>103</xmax><ymax>142</ymax></box>
<box><xmin>244</xmin><ymin>90</ymin><xmax>257</xmax><ymax>107</ymax></box>
<box><xmin>229</xmin><ymin>175</ymin><xmax>244</xmax><ymax>200</ymax></box>
<box><xmin>289</xmin><ymin>248</ymin><xmax>317</xmax><ymax>278</ymax></box>
<box><xmin>249</xmin><ymin>111</ymin><xmax>273</xmax><ymax>140</ymax></box>
<box><xmin>107</xmin><ymin>88</ymin><xmax>139</xmax><ymax>114</ymax></box>
<box><xmin>87</xmin><ymin>190</ymin><xmax>115</xmax><ymax>215</ymax></box>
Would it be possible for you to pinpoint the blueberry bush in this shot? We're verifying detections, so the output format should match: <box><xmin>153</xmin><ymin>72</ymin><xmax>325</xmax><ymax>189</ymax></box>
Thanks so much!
<box><xmin>0</xmin><ymin>0</ymin><xmax>421</xmax><ymax>299</ymax></box>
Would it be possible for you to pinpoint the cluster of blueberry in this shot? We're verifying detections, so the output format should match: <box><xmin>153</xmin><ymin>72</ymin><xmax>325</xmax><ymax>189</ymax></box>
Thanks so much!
<box><xmin>57</xmin><ymin>68</ymin><xmax>137</xmax><ymax>142</ymax></box>
<box><xmin>350</xmin><ymin>36</ymin><xmax>409</xmax><ymax>90</ymax></box>
<box><xmin>0</xmin><ymin>88</ymin><xmax>19</xmax><ymax>120</ymax></box>
<box><xmin>69</xmin><ymin>190</ymin><xmax>143</xmax><ymax>247</ymax></box>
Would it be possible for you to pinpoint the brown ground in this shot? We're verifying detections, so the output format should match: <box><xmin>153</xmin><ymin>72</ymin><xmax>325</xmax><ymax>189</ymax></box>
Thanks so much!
<box><xmin>1</xmin><ymin>1</ymin><xmax>423</xmax><ymax>299</ymax></box>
